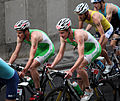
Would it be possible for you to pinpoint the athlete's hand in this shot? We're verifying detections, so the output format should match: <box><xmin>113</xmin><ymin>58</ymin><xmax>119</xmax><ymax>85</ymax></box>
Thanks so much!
<box><xmin>7</xmin><ymin>63</ymin><xmax>11</xmax><ymax>66</ymax></box>
<box><xmin>19</xmin><ymin>71</ymin><xmax>25</xmax><ymax>78</ymax></box>
<box><xmin>46</xmin><ymin>64</ymin><xmax>54</xmax><ymax>69</ymax></box>
<box><xmin>19</xmin><ymin>69</ymin><xmax>26</xmax><ymax>78</ymax></box>
<box><xmin>64</xmin><ymin>70</ymin><xmax>73</xmax><ymax>79</ymax></box>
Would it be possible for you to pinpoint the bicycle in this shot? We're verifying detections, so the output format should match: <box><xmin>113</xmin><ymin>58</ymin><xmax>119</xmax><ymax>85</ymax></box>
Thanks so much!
<box><xmin>93</xmin><ymin>36</ymin><xmax>120</xmax><ymax>100</ymax></box>
<box><xmin>44</xmin><ymin>57</ymin><xmax>116</xmax><ymax>101</ymax></box>
<box><xmin>107</xmin><ymin>37</ymin><xmax>120</xmax><ymax>100</ymax></box>
<box><xmin>87</xmin><ymin>57</ymin><xmax>116</xmax><ymax>101</ymax></box>
<box><xmin>10</xmin><ymin>63</ymin><xmax>65</xmax><ymax>101</ymax></box>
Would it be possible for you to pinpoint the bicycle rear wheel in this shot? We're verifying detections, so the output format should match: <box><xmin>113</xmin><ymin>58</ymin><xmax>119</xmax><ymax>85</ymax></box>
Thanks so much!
<box><xmin>91</xmin><ymin>79</ymin><xmax>116</xmax><ymax>101</ymax></box>
<box><xmin>44</xmin><ymin>86</ymin><xmax>72</xmax><ymax>101</ymax></box>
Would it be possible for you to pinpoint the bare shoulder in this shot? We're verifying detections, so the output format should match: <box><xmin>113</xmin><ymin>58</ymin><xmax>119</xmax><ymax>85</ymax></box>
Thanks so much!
<box><xmin>92</xmin><ymin>13</ymin><xmax>101</xmax><ymax>23</ymax></box>
<box><xmin>74</xmin><ymin>29</ymin><xmax>86</xmax><ymax>43</ymax></box>
<box><xmin>31</xmin><ymin>31</ymin><xmax>42</xmax><ymax>38</ymax></box>
<box><xmin>30</xmin><ymin>31</ymin><xmax>43</xmax><ymax>43</ymax></box>
<box><xmin>106</xmin><ymin>3</ymin><xmax>114</xmax><ymax>11</ymax></box>
<box><xmin>74</xmin><ymin>29</ymin><xmax>83</xmax><ymax>33</ymax></box>
<box><xmin>109</xmin><ymin>3</ymin><xmax>118</xmax><ymax>12</ymax></box>
<box><xmin>93</xmin><ymin>11</ymin><xmax>100</xmax><ymax>19</ymax></box>
<box><xmin>74</xmin><ymin>29</ymin><xmax>85</xmax><ymax>37</ymax></box>
<box><xmin>31</xmin><ymin>30</ymin><xmax>41</xmax><ymax>35</ymax></box>
<box><xmin>107</xmin><ymin>3</ymin><xmax>114</xmax><ymax>7</ymax></box>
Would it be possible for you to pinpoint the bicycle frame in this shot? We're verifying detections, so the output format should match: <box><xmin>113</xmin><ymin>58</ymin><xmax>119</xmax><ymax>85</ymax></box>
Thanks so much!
<box><xmin>54</xmin><ymin>76</ymin><xmax>82</xmax><ymax>101</ymax></box>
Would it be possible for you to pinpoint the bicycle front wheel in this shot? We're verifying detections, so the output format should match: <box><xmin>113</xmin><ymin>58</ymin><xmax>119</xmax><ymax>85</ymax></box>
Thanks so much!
<box><xmin>42</xmin><ymin>72</ymin><xmax>64</xmax><ymax>96</ymax></box>
<box><xmin>91</xmin><ymin>79</ymin><xmax>116</xmax><ymax>101</ymax></box>
<box><xmin>44</xmin><ymin>86</ymin><xmax>72</xmax><ymax>101</ymax></box>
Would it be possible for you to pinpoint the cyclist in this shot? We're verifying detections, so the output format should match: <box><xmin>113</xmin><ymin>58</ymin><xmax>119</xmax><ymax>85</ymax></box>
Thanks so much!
<box><xmin>74</xmin><ymin>2</ymin><xmax>114</xmax><ymax>74</ymax></box>
<box><xmin>0</xmin><ymin>58</ymin><xmax>19</xmax><ymax>101</ymax></box>
<box><xmin>91</xmin><ymin>0</ymin><xmax>120</xmax><ymax>60</ymax></box>
<box><xmin>8</xmin><ymin>20</ymin><xmax>55</xmax><ymax>99</ymax></box>
<box><xmin>48</xmin><ymin>18</ymin><xmax>101</xmax><ymax>101</ymax></box>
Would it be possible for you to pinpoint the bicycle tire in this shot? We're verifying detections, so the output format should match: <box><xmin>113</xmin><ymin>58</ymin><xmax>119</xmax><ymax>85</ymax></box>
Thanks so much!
<box><xmin>44</xmin><ymin>86</ymin><xmax>72</xmax><ymax>101</ymax></box>
<box><xmin>0</xmin><ymin>85</ymin><xmax>6</xmax><ymax>100</ymax></box>
<box><xmin>0</xmin><ymin>85</ymin><xmax>6</xmax><ymax>92</ymax></box>
<box><xmin>91</xmin><ymin>79</ymin><xmax>116</xmax><ymax>101</ymax></box>
<box><xmin>42</xmin><ymin>72</ymin><xmax>64</xmax><ymax>96</ymax></box>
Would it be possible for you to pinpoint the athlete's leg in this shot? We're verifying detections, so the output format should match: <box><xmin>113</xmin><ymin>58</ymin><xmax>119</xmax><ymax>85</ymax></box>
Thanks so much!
<box><xmin>101</xmin><ymin>49</ymin><xmax>112</xmax><ymax>65</ymax></box>
<box><xmin>76</xmin><ymin>59</ymin><xmax>93</xmax><ymax>101</ymax></box>
<box><xmin>29</xmin><ymin>59</ymin><xmax>41</xmax><ymax>89</ymax></box>
<box><xmin>110</xmin><ymin>34</ymin><xmax>119</xmax><ymax>47</ymax></box>
<box><xmin>110</xmin><ymin>34</ymin><xmax>120</xmax><ymax>59</ymax></box>
<box><xmin>30</xmin><ymin>45</ymin><xmax>55</xmax><ymax>90</ymax></box>
<box><xmin>100</xmin><ymin>37</ymin><xmax>112</xmax><ymax>65</ymax></box>
<box><xmin>0</xmin><ymin>79</ymin><xmax>16</xmax><ymax>101</ymax></box>
<box><xmin>6</xmin><ymin>71</ymin><xmax>19</xmax><ymax>101</ymax></box>
<box><xmin>100</xmin><ymin>37</ymin><xmax>115</xmax><ymax>74</ymax></box>
<box><xmin>76</xmin><ymin>59</ymin><xmax>89</xmax><ymax>90</ymax></box>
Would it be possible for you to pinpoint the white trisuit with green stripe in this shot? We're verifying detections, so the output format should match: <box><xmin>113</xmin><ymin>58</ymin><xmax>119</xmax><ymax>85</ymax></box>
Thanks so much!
<box><xmin>66</xmin><ymin>29</ymin><xmax>101</xmax><ymax>63</ymax></box>
<box><xmin>24</xmin><ymin>29</ymin><xmax>55</xmax><ymax>64</ymax></box>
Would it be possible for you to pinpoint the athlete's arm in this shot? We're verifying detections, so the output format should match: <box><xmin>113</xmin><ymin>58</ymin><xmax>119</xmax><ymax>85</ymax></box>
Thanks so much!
<box><xmin>106</xmin><ymin>5</ymin><xmax>113</xmax><ymax>22</ymax></box>
<box><xmin>78</xmin><ymin>16</ymin><xmax>84</xmax><ymax>29</ymax></box>
<box><xmin>9</xmin><ymin>37</ymin><xmax>22</xmax><ymax>64</ymax></box>
<box><xmin>70</xmin><ymin>30</ymin><xmax>84</xmax><ymax>73</ymax></box>
<box><xmin>93</xmin><ymin>14</ymin><xmax>105</xmax><ymax>45</ymax></box>
<box><xmin>51</xmin><ymin>37</ymin><xmax>66</xmax><ymax>68</ymax></box>
<box><xmin>24</xmin><ymin>32</ymin><xmax>38</xmax><ymax>72</ymax></box>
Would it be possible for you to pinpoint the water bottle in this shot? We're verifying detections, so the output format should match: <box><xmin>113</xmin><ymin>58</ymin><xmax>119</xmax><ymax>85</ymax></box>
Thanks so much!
<box><xmin>72</xmin><ymin>81</ymin><xmax>83</xmax><ymax>95</ymax></box>
<box><xmin>96</xmin><ymin>60</ymin><xmax>105</xmax><ymax>70</ymax></box>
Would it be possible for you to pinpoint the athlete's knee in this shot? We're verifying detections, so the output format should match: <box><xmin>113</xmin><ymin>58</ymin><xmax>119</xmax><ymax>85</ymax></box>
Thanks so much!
<box><xmin>116</xmin><ymin>50</ymin><xmax>120</xmax><ymax>55</ymax></box>
<box><xmin>110</xmin><ymin>40</ymin><xmax>116</xmax><ymax>48</ymax></box>
<box><xmin>29</xmin><ymin>66</ymin><xmax>37</xmax><ymax>72</ymax></box>
<box><xmin>76</xmin><ymin>68</ymin><xmax>88</xmax><ymax>78</ymax></box>
<box><xmin>76</xmin><ymin>67</ymin><xmax>83</xmax><ymax>73</ymax></box>
<box><xmin>101</xmin><ymin>49</ymin><xmax>105</xmax><ymax>56</ymax></box>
